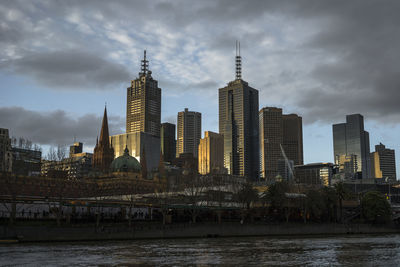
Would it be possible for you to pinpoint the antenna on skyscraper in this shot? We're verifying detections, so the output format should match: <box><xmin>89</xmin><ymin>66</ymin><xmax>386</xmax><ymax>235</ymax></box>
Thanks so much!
<box><xmin>235</xmin><ymin>41</ymin><xmax>242</xmax><ymax>80</ymax></box>
<box><xmin>141</xmin><ymin>50</ymin><xmax>149</xmax><ymax>75</ymax></box>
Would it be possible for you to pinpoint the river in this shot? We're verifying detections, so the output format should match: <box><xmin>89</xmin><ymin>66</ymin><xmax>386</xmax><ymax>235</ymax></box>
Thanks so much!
<box><xmin>1</xmin><ymin>234</ymin><xmax>400</xmax><ymax>266</ymax></box>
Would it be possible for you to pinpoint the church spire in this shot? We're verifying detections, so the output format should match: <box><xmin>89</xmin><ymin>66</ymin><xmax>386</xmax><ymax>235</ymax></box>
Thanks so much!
<box><xmin>99</xmin><ymin>105</ymin><xmax>110</xmax><ymax>147</ymax></box>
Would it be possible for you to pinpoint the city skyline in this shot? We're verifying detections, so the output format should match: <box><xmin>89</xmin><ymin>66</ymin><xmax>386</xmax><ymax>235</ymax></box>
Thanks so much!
<box><xmin>1</xmin><ymin>1</ymin><xmax>399</xmax><ymax>178</ymax></box>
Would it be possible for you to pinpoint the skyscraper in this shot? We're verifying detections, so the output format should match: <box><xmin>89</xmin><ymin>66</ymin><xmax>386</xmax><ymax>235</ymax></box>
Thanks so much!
<box><xmin>219</xmin><ymin>42</ymin><xmax>259</xmax><ymax>179</ymax></box>
<box><xmin>93</xmin><ymin>106</ymin><xmax>114</xmax><ymax>172</ymax></box>
<box><xmin>333</xmin><ymin>114</ymin><xmax>371</xmax><ymax>179</ymax></box>
<box><xmin>371</xmin><ymin>143</ymin><xmax>396</xmax><ymax>181</ymax></box>
<box><xmin>282</xmin><ymin>114</ymin><xmax>303</xmax><ymax>166</ymax></box>
<box><xmin>161</xmin><ymin>122</ymin><xmax>176</xmax><ymax>163</ymax></box>
<box><xmin>198</xmin><ymin>131</ymin><xmax>224</xmax><ymax>175</ymax></box>
<box><xmin>259</xmin><ymin>107</ymin><xmax>303</xmax><ymax>180</ymax></box>
<box><xmin>176</xmin><ymin>108</ymin><xmax>201</xmax><ymax>158</ymax></box>
<box><xmin>259</xmin><ymin>107</ymin><xmax>283</xmax><ymax>180</ymax></box>
<box><xmin>126</xmin><ymin>50</ymin><xmax>161</xmax><ymax>137</ymax></box>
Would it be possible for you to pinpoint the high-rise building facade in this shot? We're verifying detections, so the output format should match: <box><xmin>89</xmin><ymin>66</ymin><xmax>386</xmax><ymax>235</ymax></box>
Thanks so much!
<box><xmin>371</xmin><ymin>143</ymin><xmax>396</xmax><ymax>181</ymax></box>
<box><xmin>0</xmin><ymin>128</ymin><xmax>12</xmax><ymax>173</ymax></box>
<box><xmin>160</xmin><ymin>123</ymin><xmax>176</xmax><ymax>163</ymax></box>
<box><xmin>259</xmin><ymin>107</ymin><xmax>283</xmax><ymax>180</ymax></box>
<box><xmin>176</xmin><ymin>108</ymin><xmax>201</xmax><ymax>158</ymax></box>
<box><xmin>282</xmin><ymin>114</ymin><xmax>303</xmax><ymax>166</ymax></box>
<box><xmin>198</xmin><ymin>131</ymin><xmax>224</xmax><ymax>175</ymax></box>
<box><xmin>93</xmin><ymin>107</ymin><xmax>114</xmax><ymax>172</ymax></box>
<box><xmin>126</xmin><ymin>51</ymin><xmax>161</xmax><ymax>137</ymax></box>
<box><xmin>333</xmin><ymin>114</ymin><xmax>371</xmax><ymax>179</ymax></box>
<box><xmin>219</xmin><ymin>43</ymin><xmax>259</xmax><ymax>179</ymax></box>
<box><xmin>259</xmin><ymin>107</ymin><xmax>303</xmax><ymax>180</ymax></box>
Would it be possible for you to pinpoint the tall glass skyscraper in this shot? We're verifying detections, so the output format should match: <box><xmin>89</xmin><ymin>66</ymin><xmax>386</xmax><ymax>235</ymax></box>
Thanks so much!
<box><xmin>219</xmin><ymin>43</ymin><xmax>259</xmax><ymax>180</ymax></box>
<box><xmin>333</xmin><ymin>114</ymin><xmax>371</xmax><ymax>179</ymax></box>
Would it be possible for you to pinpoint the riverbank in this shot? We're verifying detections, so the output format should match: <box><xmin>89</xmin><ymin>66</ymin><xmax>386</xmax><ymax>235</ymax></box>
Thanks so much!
<box><xmin>1</xmin><ymin>222</ymin><xmax>399</xmax><ymax>242</ymax></box>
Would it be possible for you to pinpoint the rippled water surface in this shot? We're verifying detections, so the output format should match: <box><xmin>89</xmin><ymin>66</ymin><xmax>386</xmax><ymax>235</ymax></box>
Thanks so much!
<box><xmin>1</xmin><ymin>234</ymin><xmax>400</xmax><ymax>266</ymax></box>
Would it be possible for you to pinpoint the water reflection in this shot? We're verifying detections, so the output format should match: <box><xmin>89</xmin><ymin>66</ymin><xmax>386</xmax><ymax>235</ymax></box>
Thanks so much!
<box><xmin>1</xmin><ymin>234</ymin><xmax>400</xmax><ymax>266</ymax></box>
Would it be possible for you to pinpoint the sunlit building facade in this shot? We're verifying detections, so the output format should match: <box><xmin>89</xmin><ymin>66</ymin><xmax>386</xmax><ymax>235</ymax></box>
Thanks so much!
<box><xmin>198</xmin><ymin>131</ymin><xmax>224</xmax><ymax>175</ymax></box>
<box><xmin>333</xmin><ymin>114</ymin><xmax>371</xmax><ymax>179</ymax></box>
<box><xmin>126</xmin><ymin>51</ymin><xmax>161</xmax><ymax>137</ymax></box>
<box><xmin>370</xmin><ymin>143</ymin><xmax>396</xmax><ymax>181</ymax></box>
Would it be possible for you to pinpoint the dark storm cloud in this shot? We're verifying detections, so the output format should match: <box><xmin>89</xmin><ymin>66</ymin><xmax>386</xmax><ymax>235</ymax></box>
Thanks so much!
<box><xmin>0</xmin><ymin>107</ymin><xmax>124</xmax><ymax>147</ymax></box>
<box><xmin>2</xmin><ymin>50</ymin><xmax>130</xmax><ymax>90</ymax></box>
<box><xmin>288</xmin><ymin>0</ymin><xmax>400</xmax><ymax>124</ymax></box>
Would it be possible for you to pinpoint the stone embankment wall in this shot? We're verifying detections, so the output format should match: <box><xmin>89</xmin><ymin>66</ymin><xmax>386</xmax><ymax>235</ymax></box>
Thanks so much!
<box><xmin>1</xmin><ymin>223</ymin><xmax>399</xmax><ymax>242</ymax></box>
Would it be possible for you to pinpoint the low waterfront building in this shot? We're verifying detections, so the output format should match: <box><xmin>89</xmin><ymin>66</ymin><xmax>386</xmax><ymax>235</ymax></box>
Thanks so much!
<box><xmin>294</xmin><ymin>163</ymin><xmax>335</xmax><ymax>186</ymax></box>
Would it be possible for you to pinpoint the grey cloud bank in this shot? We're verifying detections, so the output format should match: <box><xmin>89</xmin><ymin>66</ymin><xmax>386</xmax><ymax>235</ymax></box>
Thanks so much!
<box><xmin>0</xmin><ymin>0</ymin><xmax>400</xmax><ymax>125</ymax></box>
<box><xmin>0</xmin><ymin>107</ymin><xmax>124</xmax><ymax>147</ymax></box>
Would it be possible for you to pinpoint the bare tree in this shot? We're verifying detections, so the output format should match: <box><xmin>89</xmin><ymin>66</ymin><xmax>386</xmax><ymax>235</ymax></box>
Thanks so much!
<box><xmin>181</xmin><ymin>173</ymin><xmax>208</xmax><ymax>223</ymax></box>
<box><xmin>46</xmin><ymin>146</ymin><xmax>57</xmax><ymax>161</ymax></box>
<box><xmin>56</xmin><ymin>145</ymin><xmax>66</xmax><ymax>161</ymax></box>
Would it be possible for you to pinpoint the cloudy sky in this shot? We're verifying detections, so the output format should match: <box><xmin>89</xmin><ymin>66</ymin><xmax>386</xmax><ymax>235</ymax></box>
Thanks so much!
<box><xmin>1</xmin><ymin>0</ymin><xmax>399</xmax><ymax>176</ymax></box>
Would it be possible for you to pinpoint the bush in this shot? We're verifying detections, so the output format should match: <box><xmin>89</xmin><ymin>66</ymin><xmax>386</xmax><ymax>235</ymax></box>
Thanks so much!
<box><xmin>361</xmin><ymin>191</ymin><xmax>391</xmax><ymax>224</ymax></box>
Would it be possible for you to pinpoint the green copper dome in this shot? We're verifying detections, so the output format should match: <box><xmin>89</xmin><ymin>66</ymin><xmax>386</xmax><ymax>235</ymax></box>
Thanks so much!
<box><xmin>110</xmin><ymin>146</ymin><xmax>141</xmax><ymax>173</ymax></box>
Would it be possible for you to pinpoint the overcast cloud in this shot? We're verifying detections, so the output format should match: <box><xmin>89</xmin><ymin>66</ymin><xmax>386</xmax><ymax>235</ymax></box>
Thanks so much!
<box><xmin>0</xmin><ymin>107</ymin><xmax>124</xmax><ymax>147</ymax></box>
<box><xmin>1</xmin><ymin>0</ymin><xmax>400</xmax><ymax>125</ymax></box>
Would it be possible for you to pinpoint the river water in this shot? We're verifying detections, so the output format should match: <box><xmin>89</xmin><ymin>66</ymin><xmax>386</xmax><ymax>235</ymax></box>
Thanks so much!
<box><xmin>1</xmin><ymin>234</ymin><xmax>400</xmax><ymax>266</ymax></box>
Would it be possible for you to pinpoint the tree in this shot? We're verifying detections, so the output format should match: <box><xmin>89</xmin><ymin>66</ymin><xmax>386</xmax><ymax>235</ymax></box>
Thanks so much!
<box><xmin>334</xmin><ymin>182</ymin><xmax>349</xmax><ymax>222</ymax></box>
<box><xmin>56</xmin><ymin>145</ymin><xmax>66</xmax><ymax>161</ymax></box>
<box><xmin>305</xmin><ymin>189</ymin><xmax>326</xmax><ymax>222</ymax></box>
<box><xmin>361</xmin><ymin>191</ymin><xmax>391</xmax><ymax>224</ymax></box>
<box><xmin>182</xmin><ymin>173</ymin><xmax>208</xmax><ymax>223</ymax></box>
<box><xmin>235</xmin><ymin>181</ymin><xmax>259</xmax><ymax>222</ymax></box>
<box><xmin>47</xmin><ymin>146</ymin><xmax>57</xmax><ymax>161</ymax></box>
<box><xmin>322</xmin><ymin>186</ymin><xmax>338</xmax><ymax>222</ymax></box>
<box><xmin>263</xmin><ymin>181</ymin><xmax>289</xmax><ymax>210</ymax></box>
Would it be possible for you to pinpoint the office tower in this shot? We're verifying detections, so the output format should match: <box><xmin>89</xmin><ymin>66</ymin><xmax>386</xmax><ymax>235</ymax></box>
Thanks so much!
<box><xmin>332</xmin><ymin>114</ymin><xmax>371</xmax><ymax>179</ymax></box>
<box><xmin>176</xmin><ymin>108</ymin><xmax>201</xmax><ymax>158</ymax></box>
<box><xmin>219</xmin><ymin>42</ymin><xmax>259</xmax><ymax>179</ymax></box>
<box><xmin>371</xmin><ymin>143</ymin><xmax>396</xmax><ymax>181</ymax></box>
<box><xmin>93</xmin><ymin>106</ymin><xmax>114</xmax><ymax>172</ymax></box>
<box><xmin>110</xmin><ymin>132</ymin><xmax>160</xmax><ymax>173</ymax></box>
<box><xmin>161</xmin><ymin>123</ymin><xmax>176</xmax><ymax>163</ymax></box>
<box><xmin>282</xmin><ymin>114</ymin><xmax>303</xmax><ymax>165</ymax></box>
<box><xmin>69</xmin><ymin>142</ymin><xmax>83</xmax><ymax>157</ymax></box>
<box><xmin>259</xmin><ymin>107</ymin><xmax>283</xmax><ymax>180</ymax></box>
<box><xmin>198</xmin><ymin>131</ymin><xmax>224</xmax><ymax>175</ymax></box>
<box><xmin>0</xmin><ymin>128</ymin><xmax>12</xmax><ymax>172</ymax></box>
<box><xmin>126</xmin><ymin>50</ymin><xmax>161</xmax><ymax>137</ymax></box>
<box><xmin>259</xmin><ymin>107</ymin><xmax>303</xmax><ymax>180</ymax></box>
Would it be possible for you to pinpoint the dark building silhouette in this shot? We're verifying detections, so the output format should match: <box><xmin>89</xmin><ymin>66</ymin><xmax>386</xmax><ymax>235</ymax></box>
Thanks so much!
<box><xmin>93</xmin><ymin>106</ymin><xmax>114</xmax><ymax>172</ymax></box>
<box><xmin>0</xmin><ymin>128</ymin><xmax>12</xmax><ymax>173</ymax></box>
<box><xmin>161</xmin><ymin>122</ymin><xmax>176</xmax><ymax>163</ymax></box>
<box><xmin>259</xmin><ymin>107</ymin><xmax>283</xmax><ymax>180</ymax></box>
<box><xmin>176</xmin><ymin>108</ymin><xmax>201</xmax><ymax>158</ymax></box>
<box><xmin>259</xmin><ymin>107</ymin><xmax>303</xmax><ymax>180</ymax></box>
<box><xmin>333</xmin><ymin>114</ymin><xmax>371</xmax><ymax>179</ymax></box>
<box><xmin>219</xmin><ymin>42</ymin><xmax>259</xmax><ymax>180</ymax></box>
<box><xmin>282</xmin><ymin>114</ymin><xmax>303</xmax><ymax>166</ymax></box>
<box><xmin>126</xmin><ymin>50</ymin><xmax>161</xmax><ymax>137</ymax></box>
